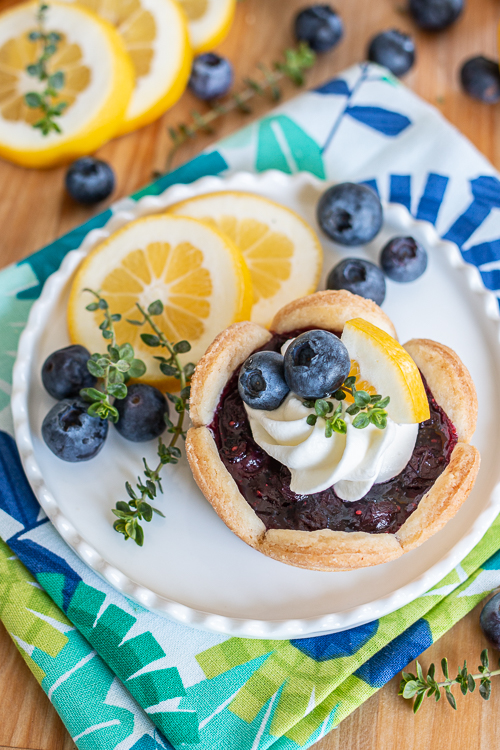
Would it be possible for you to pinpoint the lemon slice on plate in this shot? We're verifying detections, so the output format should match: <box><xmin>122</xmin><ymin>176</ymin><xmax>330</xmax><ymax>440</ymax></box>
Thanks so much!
<box><xmin>0</xmin><ymin>0</ymin><xmax>133</xmax><ymax>168</ymax></box>
<box><xmin>68</xmin><ymin>214</ymin><xmax>253</xmax><ymax>386</ymax></box>
<box><xmin>60</xmin><ymin>0</ymin><xmax>191</xmax><ymax>134</ymax></box>
<box><xmin>178</xmin><ymin>0</ymin><xmax>235</xmax><ymax>52</ymax></box>
<box><xmin>341</xmin><ymin>318</ymin><xmax>430</xmax><ymax>424</ymax></box>
<box><xmin>168</xmin><ymin>191</ymin><xmax>323</xmax><ymax>327</ymax></box>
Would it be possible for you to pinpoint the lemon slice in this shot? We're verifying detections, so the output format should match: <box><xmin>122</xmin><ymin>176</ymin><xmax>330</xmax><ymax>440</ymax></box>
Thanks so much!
<box><xmin>68</xmin><ymin>214</ymin><xmax>253</xmax><ymax>386</ymax></box>
<box><xmin>62</xmin><ymin>0</ymin><xmax>191</xmax><ymax>134</ymax></box>
<box><xmin>178</xmin><ymin>0</ymin><xmax>235</xmax><ymax>53</ymax></box>
<box><xmin>341</xmin><ymin>318</ymin><xmax>430</xmax><ymax>424</ymax></box>
<box><xmin>0</xmin><ymin>0</ymin><xmax>133</xmax><ymax>168</ymax></box>
<box><xmin>168</xmin><ymin>191</ymin><xmax>323</xmax><ymax>327</ymax></box>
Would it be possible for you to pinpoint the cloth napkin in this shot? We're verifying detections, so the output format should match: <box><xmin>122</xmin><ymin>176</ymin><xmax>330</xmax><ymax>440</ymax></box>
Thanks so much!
<box><xmin>2</xmin><ymin>62</ymin><xmax>500</xmax><ymax>750</ymax></box>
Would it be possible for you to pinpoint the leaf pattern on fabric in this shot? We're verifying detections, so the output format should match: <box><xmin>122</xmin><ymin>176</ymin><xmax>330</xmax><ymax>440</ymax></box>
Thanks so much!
<box><xmin>314</xmin><ymin>78</ymin><xmax>351</xmax><ymax>96</ymax></box>
<box><xmin>256</xmin><ymin>115</ymin><xmax>325</xmax><ymax>178</ymax></box>
<box><xmin>345</xmin><ymin>105</ymin><xmax>411</xmax><ymax>136</ymax></box>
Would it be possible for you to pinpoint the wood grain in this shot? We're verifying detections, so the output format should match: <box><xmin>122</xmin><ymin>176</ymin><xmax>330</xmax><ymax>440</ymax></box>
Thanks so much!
<box><xmin>1</xmin><ymin>0</ymin><xmax>499</xmax><ymax>747</ymax></box>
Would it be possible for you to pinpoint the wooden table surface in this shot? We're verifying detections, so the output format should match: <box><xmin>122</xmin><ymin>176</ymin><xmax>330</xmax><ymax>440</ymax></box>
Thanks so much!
<box><xmin>1</xmin><ymin>0</ymin><xmax>500</xmax><ymax>748</ymax></box>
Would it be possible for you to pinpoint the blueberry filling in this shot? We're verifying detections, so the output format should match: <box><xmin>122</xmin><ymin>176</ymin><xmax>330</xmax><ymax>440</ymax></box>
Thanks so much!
<box><xmin>209</xmin><ymin>331</ymin><xmax>458</xmax><ymax>535</ymax></box>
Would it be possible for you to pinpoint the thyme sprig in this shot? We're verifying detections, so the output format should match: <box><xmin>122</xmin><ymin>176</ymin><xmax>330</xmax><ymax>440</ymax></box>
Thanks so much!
<box><xmin>399</xmin><ymin>650</ymin><xmax>500</xmax><ymax>713</ymax></box>
<box><xmin>111</xmin><ymin>300</ymin><xmax>194</xmax><ymax>545</ymax></box>
<box><xmin>25</xmin><ymin>2</ymin><xmax>68</xmax><ymax>135</ymax></box>
<box><xmin>164</xmin><ymin>42</ymin><xmax>316</xmax><ymax>172</ymax></box>
<box><xmin>303</xmin><ymin>376</ymin><xmax>390</xmax><ymax>436</ymax></box>
<box><xmin>80</xmin><ymin>289</ymin><xmax>146</xmax><ymax>422</ymax></box>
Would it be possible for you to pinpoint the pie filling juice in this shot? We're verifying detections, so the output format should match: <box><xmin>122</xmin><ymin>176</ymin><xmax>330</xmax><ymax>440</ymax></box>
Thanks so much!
<box><xmin>209</xmin><ymin>332</ymin><xmax>458</xmax><ymax>535</ymax></box>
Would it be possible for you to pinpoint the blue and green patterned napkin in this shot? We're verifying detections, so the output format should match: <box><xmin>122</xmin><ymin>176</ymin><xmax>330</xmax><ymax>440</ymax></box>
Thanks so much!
<box><xmin>2</xmin><ymin>63</ymin><xmax>500</xmax><ymax>750</ymax></box>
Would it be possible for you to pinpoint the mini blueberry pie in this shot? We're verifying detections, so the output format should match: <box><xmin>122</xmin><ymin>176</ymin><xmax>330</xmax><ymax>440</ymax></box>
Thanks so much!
<box><xmin>186</xmin><ymin>290</ymin><xmax>480</xmax><ymax>571</ymax></box>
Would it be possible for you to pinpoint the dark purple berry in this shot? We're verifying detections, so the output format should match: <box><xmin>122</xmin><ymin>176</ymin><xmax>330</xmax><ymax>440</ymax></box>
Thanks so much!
<box><xmin>41</xmin><ymin>344</ymin><xmax>97</xmax><ymax>400</ymax></box>
<box><xmin>114</xmin><ymin>384</ymin><xmax>168</xmax><ymax>442</ymax></box>
<box><xmin>460</xmin><ymin>56</ymin><xmax>500</xmax><ymax>104</ymax></box>
<box><xmin>189</xmin><ymin>53</ymin><xmax>233</xmax><ymax>100</ymax></box>
<box><xmin>42</xmin><ymin>398</ymin><xmax>108</xmax><ymax>462</ymax></box>
<box><xmin>317</xmin><ymin>183</ymin><xmax>383</xmax><ymax>246</ymax></box>
<box><xmin>284</xmin><ymin>329</ymin><xmax>351</xmax><ymax>400</ymax></box>
<box><xmin>480</xmin><ymin>593</ymin><xmax>500</xmax><ymax>649</ymax></box>
<box><xmin>294</xmin><ymin>5</ymin><xmax>344</xmax><ymax>53</ymax></box>
<box><xmin>409</xmin><ymin>0</ymin><xmax>464</xmax><ymax>31</ymax></box>
<box><xmin>326</xmin><ymin>258</ymin><xmax>386</xmax><ymax>305</ymax></box>
<box><xmin>367</xmin><ymin>29</ymin><xmax>416</xmax><ymax>77</ymax></box>
<box><xmin>65</xmin><ymin>157</ymin><xmax>115</xmax><ymax>205</ymax></box>
<box><xmin>239</xmin><ymin>351</ymin><xmax>290</xmax><ymax>411</ymax></box>
<box><xmin>380</xmin><ymin>236</ymin><xmax>428</xmax><ymax>282</ymax></box>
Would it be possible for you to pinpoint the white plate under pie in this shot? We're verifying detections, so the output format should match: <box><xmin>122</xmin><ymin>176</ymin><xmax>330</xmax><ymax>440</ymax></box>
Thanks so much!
<box><xmin>11</xmin><ymin>170</ymin><xmax>500</xmax><ymax>639</ymax></box>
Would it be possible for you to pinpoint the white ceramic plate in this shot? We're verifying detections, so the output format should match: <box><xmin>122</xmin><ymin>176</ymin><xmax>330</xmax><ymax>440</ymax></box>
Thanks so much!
<box><xmin>12</xmin><ymin>170</ymin><xmax>500</xmax><ymax>639</ymax></box>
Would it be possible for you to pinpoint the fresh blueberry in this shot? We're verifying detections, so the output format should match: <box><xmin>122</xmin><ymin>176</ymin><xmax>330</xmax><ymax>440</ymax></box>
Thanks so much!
<box><xmin>284</xmin><ymin>330</ymin><xmax>351</xmax><ymax>400</ymax></box>
<box><xmin>41</xmin><ymin>344</ymin><xmax>97</xmax><ymax>400</ymax></box>
<box><xmin>317</xmin><ymin>183</ymin><xmax>383</xmax><ymax>246</ymax></box>
<box><xmin>380</xmin><ymin>236</ymin><xmax>428</xmax><ymax>282</ymax></box>
<box><xmin>114</xmin><ymin>384</ymin><xmax>168</xmax><ymax>442</ymax></box>
<box><xmin>326</xmin><ymin>258</ymin><xmax>386</xmax><ymax>305</ymax></box>
<box><xmin>480</xmin><ymin>593</ymin><xmax>500</xmax><ymax>649</ymax></box>
<box><xmin>189</xmin><ymin>53</ymin><xmax>233</xmax><ymax>100</ymax></box>
<box><xmin>460</xmin><ymin>56</ymin><xmax>500</xmax><ymax>104</ymax></box>
<box><xmin>65</xmin><ymin>157</ymin><xmax>115</xmax><ymax>205</ymax></box>
<box><xmin>294</xmin><ymin>5</ymin><xmax>344</xmax><ymax>53</ymax></box>
<box><xmin>238</xmin><ymin>352</ymin><xmax>290</xmax><ymax>411</ymax></box>
<box><xmin>409</xmin><ymin>0</ymin><xmax>464</xmax><ymax>31</ymax></box>
<box><xmin>42</xmin><ymin>398</ymin><xmax>108</xmax><ymax>462</ymax></box>
<box><xmin>367</xmin><ymin>29</ymin><xmax>416</xmax><ymax>77</ymax></box>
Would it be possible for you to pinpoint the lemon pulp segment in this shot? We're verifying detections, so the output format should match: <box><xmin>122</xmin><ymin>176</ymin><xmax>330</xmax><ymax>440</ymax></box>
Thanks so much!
<box><xmin>68</xmin><ymin>214</ymin><xmax>252</xmax><ymax>386</ymax></box>
<box><xmin>168</xmin><ymin>191</ymin><xmax>323</xmax><ymax>327</ymax></box>
<box><xmin>0</xmin><ymin>0</ymin><xmax>133</xmax><ymax>167</ymax></box>
<box><xmin>178</xmin><ymin>0</ymin><xmax>235</xmax><ymax>52</ymax></box>
<box><xmin>342</xmin><ymin>318</ymin><xmax>430</xmax><ymax>424</ymax></box>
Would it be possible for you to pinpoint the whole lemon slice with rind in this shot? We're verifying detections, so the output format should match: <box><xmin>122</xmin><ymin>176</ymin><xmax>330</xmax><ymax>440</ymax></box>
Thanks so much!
<box><xmin>168</xmin><ymin>191</ymin><xmax>323</xmax><ymax>327</ymax></box>
<box><xmin>177</xmin><ymin>0</ymin><xmax>235</xmax><ymax>52</ymax></box>
<box><xmin>61</xmin><ymin>0</ymin><xmax>191</xmax><ymax>134</ymax></box>
<box><xmin>341</xmin><ymin>318</ymin><xmax>430</xmax><ymax>424</ymax></box>
<box><xmin>0</xmin><ymin>0</ymin><xmax>133</xmax><ymax>168</ymax></box>
<box><xmin>68</xmin><ymin>214</ymin><xmax>253</xmax><ymax>386</ymax></box>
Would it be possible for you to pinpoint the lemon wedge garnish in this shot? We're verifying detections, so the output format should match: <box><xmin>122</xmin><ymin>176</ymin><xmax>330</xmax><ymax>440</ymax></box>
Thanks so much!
<box><xmin>62</xmin><ymin>0</ymin><xmax>191</xmax><ymax>134</ymax></box>
<box><xmin>178</xmin><ymin>0</ymin><xmax>235</xmax><ymax>53</ymax></box>
<box><xmin>68</xmin><ymin>214</ymin><xmax>253</xmax><ymax>386</ymax></box>
<box><xmin>0</xmin><ymin>0</ymin><xmax>133</xmax><ymax>168</ymax></box>
<box><xmin>168</xmin><ymin>191</ymin><xmax>323</xmax><ymax>327</ymax></box>
<box><xmin>341</xmin><ymin>318</ymin><xmax>430</xmax><ymax>424</ymax></box>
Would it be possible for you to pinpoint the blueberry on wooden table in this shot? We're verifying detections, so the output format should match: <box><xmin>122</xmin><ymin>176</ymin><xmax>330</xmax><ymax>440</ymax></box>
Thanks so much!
<box><xmin>380</xmin><ymin>236</ymin><xmax>428</xmax><ymax>282</ymax></box>
<box><xmin>188</xmin><ymin>53</ymin><xmax>233</xmax><ymax>100</ymax></box>
<box><xmin>294</xmin><ymin>4</ymin><xmax>344</xmax><ymax>53</ymax></box>
<box><xmin>65</xmin><ymin>157</ymin><xmax>115</xmax><ymax>205</ymax></box>
<box><xmin>326</xmin><ymin>258</ymin><xmax>386</xmax><ymax>306</ymax></box>
<box><xmin>480</xmin><ymin>593</ymin><xmax>500</xmax><ymax>649</ymax></box>
<box><xmin>238</xmin><ymin>351</ymin><xmax>290</xmax><ymax>410</ymax></box>
<box><xmin>41</xmin><ymin>344</ymin><xmax>96</xmax><ymax>400</ymax></box>
<box><xmin>460</xmin><ymin>57</ymin><xmax>500</xmax><ymax>104</ymax></box>
<box><xmin>283</xmin><ymin>330</ymin><xmax>351</xmax><ymax>400</ymax></box>
<box><xmin>42</xmin><ymin>398</ymin><xmax>108</xmax><ymax>462</ymax></box>
<box><xmin>114</xmin><ymin>384</ymin><xmax>168</xmax><ymax>442</ymax></box>
<box><xmin>367</xmin><ymin>29</ymin><xmax>416</xmax><ymax>77</ymax></box>
<box><xmin>409</xmin><ymin>0</ymin><xmax>464</xmax><ymax>31</ymax></box>
<box><xmin>317</xmin><ymin>183</ymin><xmax>383</xmax><ymax>246</ymax></box>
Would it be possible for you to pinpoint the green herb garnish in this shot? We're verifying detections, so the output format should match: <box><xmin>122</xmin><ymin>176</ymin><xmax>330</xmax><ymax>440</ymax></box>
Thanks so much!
<box><xmin>399</xmin><ymin>650</ymin><xmax>500</xmax><ymax>713</ymax></box>
<box><xmin>164</xmin><ymin>42</ymin><xmax>316</xmax><ymax>173</ymax></box>
<box><xmin>25</xmin><ymin>2</ymin><xmax>68</xmax><ymax>135</ymax></box>
<box><xmin>303</xmin><ymin>376</ymin><xmax>390</xmax><ymax>437</ymax></box>
<box><xmin>80</xmin><ymin>289</ymin><xmax>146</xmax><ymax>422</ymax></box>
<box><xmin>111</xmin><ymin>300</ymin><xmax>194</xmax><ymax>546</ymax></box>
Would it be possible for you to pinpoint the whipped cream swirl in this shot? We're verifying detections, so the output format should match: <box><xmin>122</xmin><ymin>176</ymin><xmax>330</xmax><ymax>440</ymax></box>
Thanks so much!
<box><xmin>245</xmin><ymin>394</ymin><xmax>419</xmax><ymax>501</ymax></box>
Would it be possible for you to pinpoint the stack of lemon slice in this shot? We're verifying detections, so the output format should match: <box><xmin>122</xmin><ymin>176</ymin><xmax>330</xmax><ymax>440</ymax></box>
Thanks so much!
<box><xmin>0</xmin><ymin>0</ymin><xmax>237</xmax><ymax>167</ymax></box>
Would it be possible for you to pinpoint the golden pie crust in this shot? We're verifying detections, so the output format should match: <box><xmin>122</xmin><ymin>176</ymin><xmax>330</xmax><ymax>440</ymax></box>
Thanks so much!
<box><xmin>186</xmin><ymin>291</ymin><xmax>480</xmax><ymax>571</ymax></box>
